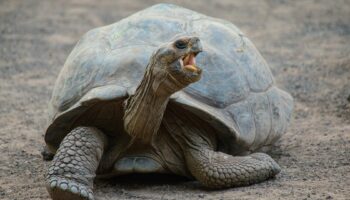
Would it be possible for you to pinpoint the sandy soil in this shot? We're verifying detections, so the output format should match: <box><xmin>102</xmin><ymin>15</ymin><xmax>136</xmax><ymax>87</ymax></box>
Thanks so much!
<box><xmin>0</xmin><ymin>0</ymin><xmax>349</xmax><ymax>199</ymax></box>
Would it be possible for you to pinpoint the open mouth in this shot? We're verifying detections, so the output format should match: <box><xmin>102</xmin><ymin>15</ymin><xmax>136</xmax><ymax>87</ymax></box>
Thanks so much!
<box><xmin>179</xmin><ymin>53</ymin><xmax>201</xmax><ymax>73</ymax></box>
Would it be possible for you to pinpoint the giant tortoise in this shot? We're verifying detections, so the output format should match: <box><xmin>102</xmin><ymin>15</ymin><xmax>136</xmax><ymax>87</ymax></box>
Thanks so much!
<box><xmin>43</xmin><ymin>3</ymin><xmax>293</xmax><ymax>200</ymax></box>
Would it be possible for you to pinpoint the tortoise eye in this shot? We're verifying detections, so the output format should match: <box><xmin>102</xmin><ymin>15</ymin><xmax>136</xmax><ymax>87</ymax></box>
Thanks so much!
<box><xmin>175</xmin><ymin>40</ymin><xmax>187</xmax><ymax>49</ymax></box>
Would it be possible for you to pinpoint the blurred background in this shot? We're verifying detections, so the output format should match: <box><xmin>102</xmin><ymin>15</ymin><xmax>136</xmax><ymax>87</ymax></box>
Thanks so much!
<box><xmin>0</xmin><ymin>0</ymin><xmax>349</xmax><ymax>199</ymax></box>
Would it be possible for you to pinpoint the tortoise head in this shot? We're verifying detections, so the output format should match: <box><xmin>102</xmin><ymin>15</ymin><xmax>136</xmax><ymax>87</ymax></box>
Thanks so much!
<box><xmin>123</xmin><ymin>36</ymin><xmax>203</xmax><ymax>143</ymax></box>
<box><xmin>150</xmin><ymin>36</ymin><xmax>203</xmax><ymax>95</ymax></box>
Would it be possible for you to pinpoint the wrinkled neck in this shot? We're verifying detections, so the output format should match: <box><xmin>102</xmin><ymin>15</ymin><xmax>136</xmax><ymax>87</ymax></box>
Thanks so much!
<box><xmin>123</xmin><ymin>61</ymin><xmax>175</xmax><ymax>144</ymax></box>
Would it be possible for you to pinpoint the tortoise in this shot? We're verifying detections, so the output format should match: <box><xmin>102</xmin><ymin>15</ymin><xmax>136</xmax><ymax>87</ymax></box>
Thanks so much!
<box><xmin>43</xmin><ymin>3</ymin><xmax>293</xmax><ymax>200</ymax></box>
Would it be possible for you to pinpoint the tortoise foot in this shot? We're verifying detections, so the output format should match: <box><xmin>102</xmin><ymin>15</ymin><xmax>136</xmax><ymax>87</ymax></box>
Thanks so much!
<box><xmin>45</xmin><ymin>127</ymin><xmax>106</xmax><ymax>200</ymax></box>
<box><xmin>46</xmin><ymin>176</ymin><xmax>94</xmax><ymax>200</ymax></box>
<box><xmin>250</xmin><ymin>152</ymin><xmax>281</xmax><ymax>174</ymax></box>
<box><xmin>186</xmin><ymin>149</ymin><xmax>281</xmax><ymax>188</ymax></box>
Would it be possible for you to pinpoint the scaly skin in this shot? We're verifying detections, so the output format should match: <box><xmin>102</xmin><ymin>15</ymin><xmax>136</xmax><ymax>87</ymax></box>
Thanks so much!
<box><xmin>46</xmin><ymin>127</ymin><xmax>106</xmax><ymax>200</ymax></box>
<box><xmin>123</xmin><ymin>36</ymin><xmax>202</xmax><ymax>144</ymax></box>
<box><xmin>185</xmin><ymin>149</ymin><xmax>281</xmax><ymax>188</ymax></box>
<box><xmin>163</xmin><ymin>106</ymin><xmax>281</xmax><ymax>189</ymax></box>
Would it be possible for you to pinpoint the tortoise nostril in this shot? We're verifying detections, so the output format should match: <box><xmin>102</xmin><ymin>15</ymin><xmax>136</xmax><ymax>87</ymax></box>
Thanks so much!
<box><xmin>191</xmin><ymin>40</ymin><xmax>203</xmax><ymax>53</ymax></box>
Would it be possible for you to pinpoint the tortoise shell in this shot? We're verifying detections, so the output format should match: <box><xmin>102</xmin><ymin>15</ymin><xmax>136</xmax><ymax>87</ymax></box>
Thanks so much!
<box><xmin>45</xmin><ymin>4</ymin><xmax>293</xmax><ymax>155</ymax></box>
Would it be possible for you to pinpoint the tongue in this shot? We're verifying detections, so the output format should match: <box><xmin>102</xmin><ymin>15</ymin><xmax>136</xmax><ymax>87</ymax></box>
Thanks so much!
<box><xmin>184</xmin><ymin>54</ymin><xmax>199</xmax><ymax>73</ymax></box>
<box><xmin>188</xmin><ymin>54</ymin><xmax>196</xmax><ymax>65</ymax></box>
<box><xmin>184</xmin><ymin>54</ymin><xmax>196</xmax><ymax>66</ymax></box>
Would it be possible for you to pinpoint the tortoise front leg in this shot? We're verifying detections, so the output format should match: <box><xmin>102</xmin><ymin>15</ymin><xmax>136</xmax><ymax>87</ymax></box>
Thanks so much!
<box><xmin>184</xmin><ymin>147</ymin><xmax>281</xmax><ymax>188</ymax></box>
<box><xmin>46</xmin><ymin>127</ymin><xmax>107</xmax><ymax>200</ymax></box>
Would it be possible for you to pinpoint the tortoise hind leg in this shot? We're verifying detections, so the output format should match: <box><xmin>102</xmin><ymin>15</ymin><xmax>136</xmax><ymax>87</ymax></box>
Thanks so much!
<box><xmin>46</xmin><ymin>127</ymin><xmax>107</xmax><ymax>200</ymax></box>
<box><xmin>185</xmin><ymin>147</ymin><xmax>281</xmax><ymax>188</ymax></box>
<box><xmin>163</xmin><ymin>106</ymin><xmax>280</xmax><ymax>189</ymax></box>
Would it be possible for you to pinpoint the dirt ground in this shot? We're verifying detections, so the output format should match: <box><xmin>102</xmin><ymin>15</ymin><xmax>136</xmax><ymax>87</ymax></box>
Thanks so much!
<box><xmin>0</xmin><ymin>0</ymin><xmax>349</xmax><ymax>199</ymax></box>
